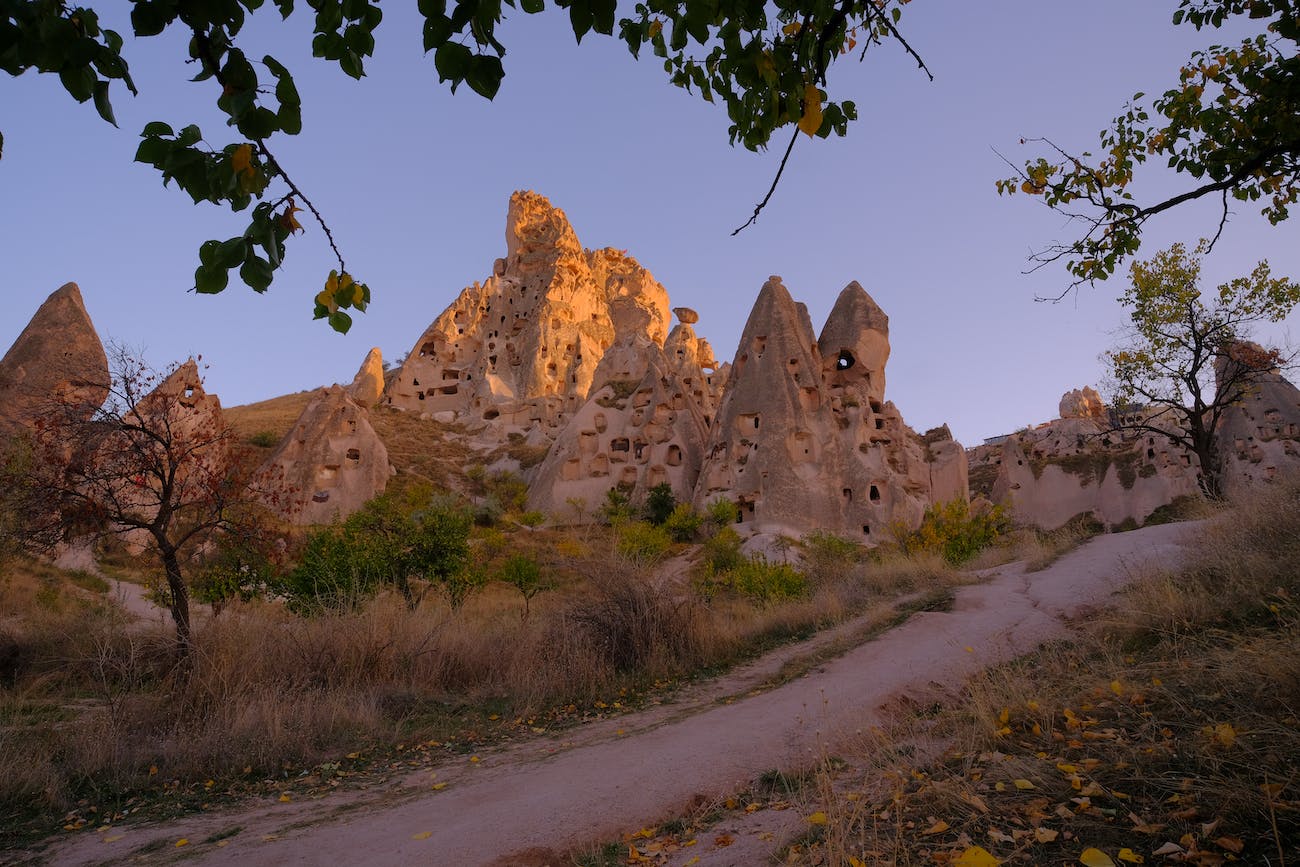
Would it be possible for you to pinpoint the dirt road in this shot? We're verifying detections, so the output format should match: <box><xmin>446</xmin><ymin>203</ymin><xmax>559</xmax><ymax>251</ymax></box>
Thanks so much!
<box><xmin>44</xmin><ymin>522</ymin><xmax>1197</xmax><ymax>866</ymax></box>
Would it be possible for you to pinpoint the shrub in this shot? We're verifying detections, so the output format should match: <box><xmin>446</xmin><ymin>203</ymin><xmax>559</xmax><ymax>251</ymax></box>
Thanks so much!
<box><xmin>615</xmin><ymin>521</ymin><xmax>673</xmax><ymax>566</ymax></box>
<box><xmin>800</xmin><ymin>530</ymin><xmax>861</xmax><ymax>581</ymax></box>
<box><xmin>248</xmin><ymin>430</ymin><xmax>279</xmax><ymax>448</ymax></box>
<box><xmin>566</xmin><ymin>571</ymin><xmax>702</xmax><ymax>673</ymax></box>
<box><xmin>644</xmin><ymin>483</ymin><xmax>678</xmax><ymax>525</ymax></box>
<box><xmin>701</xmin><ymin>554</ymin><xmax>808</xmax><ymax>603</ymax></box>
<box><xmin>498</xmin><ymin>554</ymin><xmax>549</xmax><ymax>619</ymax></box>
<box><xmin>517</xmin><ymin>510</ymin><xmax>547</xmax><ymax>528</ymax></box>
<box><xmin>705</xmin><ymin>496</ymin><xmax>740</xmax><ymax>529</ymax></box>
<box><xmin>701</xmin><ymin>526</ymin><xmax>744</xmax><ymax>573</ymax></box>
<box><xmin>893</xmin><ymin>499</ymin><xmax>1010</xmax><ymax>566</ymax></box>
<box><xmin>191</xmin><ymin>539</ymin><xmax>275</xmax><ymax>615</ymax></box>
<box><xmin>600</xmin><ymin>488</ymin><xmax>634</xmax><ymax>526</ymax></box>
<box><xmin>663</xmin><ymin>503</ymin><xmax>703</xmax><ymax>542</ymax></box>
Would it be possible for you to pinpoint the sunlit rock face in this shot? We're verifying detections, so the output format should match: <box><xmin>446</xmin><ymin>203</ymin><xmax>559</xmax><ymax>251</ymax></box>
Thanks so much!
<box><xmin>257</xmin><ymin>385</ymin><xmax>392</xmax><ymax>525</ymax></box>
<box><xmin>347</xmin><ymin>347</ymin><xmax>385</xmax><ymax>407</ymax></box>
<box><xmin>691</xmin><ymin>278</ymin><xmax>967</xmax><ymax>540</ymax></box>
<box><xmin>527</xmin><ymin>307</ymin><xmax>714</xmax><ymax>518</ymax></box>
<box><xmin>0</xmin><ymin>282</ymin><xmax>109</xmax><ymax>432</ymax></box>
<box><xmin>386</xmin><ymin>191</ymin><xmax>669</xmax><ymax>444</ymax></box>
<box><xmin>1214</xmin><ymin>341</ymin><xmax>1300</xmax><ymax>495</ymax></box>
<box><xmin>970</xmin><ymin>389</ymin><xmax>1202</xmax><ymax>532</ymax></box>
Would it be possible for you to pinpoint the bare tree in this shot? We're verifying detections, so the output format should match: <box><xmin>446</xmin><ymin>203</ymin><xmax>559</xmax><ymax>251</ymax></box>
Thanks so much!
<box><xmin>6</xmin><ymin>345</ymin><xmax>271</xmax><ymax>655</ymax></box>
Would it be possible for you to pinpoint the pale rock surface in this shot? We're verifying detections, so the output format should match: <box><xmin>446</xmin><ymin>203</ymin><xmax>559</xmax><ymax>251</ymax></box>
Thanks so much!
<box><xmin>978</xmin><ymin>388</ymin><xmax>1202</xmax><ymax>531</ymax></box>
<box><xmin>347</xmin><ymin>347</ymin><xmax>385</xmax><ymax>406</ymax></box>
<box><xmin>0</xmin><ymin>282</ymin><xmax>109</xmax><ymax>432</ymax></box>
<box><xmin>528</xmin><ymin>330</ymin><xmax>711</xmax><ymax>517</ymax></box>
<box><xmin>692</xmin><ymin>278</ymin><xmax>966</xmax><ymax>540</ymax></box>
<box><xmin>1214</xmin><ymin>341</ymin><xmax>1300</xmax><ymax>494</ymax></box>
<box><xmin>1059</xmin><ymin>386</ymin><xmax>1106</xmax><ymax>420</ymax></box>
<box><xmin>386</xmin><ymin>192</ymin><xmax>669</xmax><ymax>447</ymax></box>
<box><xmin>257</xmin><ymin>386</ymin><xmax>392</xmax><ymax>525</ymax></box>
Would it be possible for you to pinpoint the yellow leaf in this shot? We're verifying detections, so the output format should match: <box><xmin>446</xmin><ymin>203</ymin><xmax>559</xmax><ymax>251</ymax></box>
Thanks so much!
<box><xmin>648</xmin><ymin>19</ymin><xmax>662</xmax><ymax>39</ymax></box>
<box><xmin>1117</xmin><ymin>849</ymin><xmax>1144</xmax><ymax>863</ymax></box>
<box><xmin>175</xmin><ymin>839</ymin><xmax>189</xmax><ymax>848</ymax></box>
<box><xmin>923</xmin><ymin>820</ymin><xmax>950</xmax><ymax>835</ymax></box>
<box><xmin>1111</xmin><ymin>680</ymin><xmax>1125</xmax><ymax>697</ymax></box>
<box><xmin>1211</xmin><ymin>723</ymin><xmax>1236</xmax><ymax>747</ymax></box>
<box><xmin>849</xmin><ymin>859</ymin><xmax>867</xmax><ymax>867</ymax></box>
<box><xmin>104</xmin><ymin>835</ymin><xmax>124</xmax><ymax>843</ymax></box>
<box><xmin>431</xmin><ymin>783</ymin><xmax>448</xmax><ymax>791</ymax></box>
<box><xmin>1080</xmin><ymin>848</ymin><xmax>1117</xmax><ymax>867</ymax></box>
<box><xmin>1215</xmin><ymin>836</ymin><xmax>1244</xmax><ymax>854</ymax></box>
<box><xmin>412</xmin><ymin>831</ymin><xmax>432</xmax><ymax>840</ymax></box>
<box><xmin>1013</xmin><ymin>779</ymin><xmax>1036</xmax><ymax>790</ymax></box>
<box><xmin>952</xmin><ymin>845</ymin><xmax>1001</xmax><ymax>866</ymax></box>
<box><xmin>148</xmin><ymin>765</ymin><xmax>157</xmax><ymax>777</ymax></box>
<box><xmin>1034</xmin><ymin>827</ymin><xmax>1059</xmax><ymax>843</ymax></box>
<box><xmin>807</xmin><ymin>811</ymin><xmax>828</xmax><ymax>825</ymax></box>
<box><xmin>798</xmin><ymin>84</ymin><xmax>823</xmax><ymax>137</ymax></box>
<box><xmin>278</xmin><ymin>793</ymin><xmax>291</xmax><ymax>802</ymax></box>
<box><xmin>1058</xmin><ymin>763</ymin><xmax>1079</xmax><ymax>774</ymax></box>
<box><xmin>782</xmin><ymin>21</ymin><xmax>802</xmax><ymax>36</ymax></box>
<box><xmin>999</xmin><ymin>707</ymin><xmax>1010</xmax><ymax>724</ymax></box>
<box><xmin>231</xmin><ymin>143</ymin><xmax>254</xmax><ymax>179</ymax></box>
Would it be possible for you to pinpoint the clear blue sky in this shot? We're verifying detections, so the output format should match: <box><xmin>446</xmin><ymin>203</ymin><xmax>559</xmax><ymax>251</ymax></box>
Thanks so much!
<box><xmin>2</xmin><ymin>1</ymin><xmax>1296</xmax><ymax>445</ymax></box>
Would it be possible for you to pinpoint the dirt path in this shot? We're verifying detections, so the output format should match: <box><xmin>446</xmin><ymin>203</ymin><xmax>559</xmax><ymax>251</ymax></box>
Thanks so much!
<box><xmin>42</xmin><ymin>522</ymin><xmax>1198</xmax><ymax>867</ymax></box>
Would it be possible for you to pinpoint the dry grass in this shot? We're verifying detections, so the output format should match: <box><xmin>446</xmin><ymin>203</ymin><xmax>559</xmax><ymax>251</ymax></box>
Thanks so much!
<box><xmin>0</xmin><ymin>529</ymin><xmax>957</xmax><ymax>842</ymax></box>
<box><xmin>223</xmin><ymin>390</ymin><xmax>315</xmax><ymax>443</ymax></box>
<box><xmin>787</xmin><ymin>477</ymin><xmax>1300</xmax><ymax>866</ymax></box>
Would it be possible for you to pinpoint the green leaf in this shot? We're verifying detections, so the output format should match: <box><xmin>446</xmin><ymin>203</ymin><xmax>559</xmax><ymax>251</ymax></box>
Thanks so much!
<box><xmin>240</xmin><ymin>255</ymin><xmax>274</xmax><ymax>292</ymax></box>
<box><xmin>328</xmin><ymin>310</ymin><xmax>353</xmax><ymax>333</ymax></box>
<box><xmin>465</xmin><ymin>55</ymin><xmax>504</xmax><ymax>99</ymax></box>
<box><xmin>434</xmin><ymin>42</ymin><xmax>472</xmax><ymax>81</ymax></box>
<box><xmin>142</xmin><ymin>121</ymin><xmax>174</xmax><ymax>137</ymax></box>
<box><xmin>520</xmin><ymin>0</ymin><xmax>543</xmax><ymax>12</ymax></box>
<box><xmin>58</xmin><ymin>66</ymin><xmax>96</xmax><ymax>103</ymax></box>
<box><xmin>569</xmin><ymin>0</ymin><xmax>594</xmax><ymax>41</ymax></box>
<box><xmin>219</xmin><ymin>237</ymin><xmax>247</xmax><ymax>268</ymax></box>
<box><xmin>195</xmin><ymin>263</ymin><xmax>230</xmax><ymax>295</ymax></box>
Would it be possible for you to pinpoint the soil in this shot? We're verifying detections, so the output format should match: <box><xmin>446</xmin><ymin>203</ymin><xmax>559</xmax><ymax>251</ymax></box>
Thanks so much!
<box><xmin>36</xmin><ymin>521</ymin><xmax>1200</xmax><ymax>867</ymax></box>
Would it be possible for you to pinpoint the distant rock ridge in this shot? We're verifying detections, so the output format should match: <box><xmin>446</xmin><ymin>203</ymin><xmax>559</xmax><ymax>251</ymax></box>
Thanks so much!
<box><xmin>0</xmin><ymin>282</ymin><xmax>109</xmax><ymax>432</ymax></box>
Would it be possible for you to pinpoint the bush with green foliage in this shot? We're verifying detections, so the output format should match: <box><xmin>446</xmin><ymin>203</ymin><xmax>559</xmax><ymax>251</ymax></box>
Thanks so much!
<box><xmin>615</xmin><ymin>521</ymin><xmax>673</xmax><ymax>566</ymax></box>
<box><xmin>893</xmin><ymin>499</ymin><xmax>1010</xmax><ymax>566</ymax></box>
<box><xmin>701</xmin><ymin>526</ymin><xmax>744</xmax><ymax>573</ymax></box>
<box><xmin>800</xmin><ymin>530</ymin><xmax>861</xmax><ymax>581</ymax></box>
<box><xmin>498</xmin><ymin>554</ymin><xmax>550</xmax><ymax>619</ymax></box>
<box><xmin>644</xmin><ymin>483</ymin><xmax>678</xmax><ymax>525</ymax></box>
<box><xmin>248</xmin><ymin>430</ymin><xmax>279</xmax><ymax>448</ymax></box>
<box><xmin>698</xmin><ymin>552</ymin><xmax>808</xmax><ymax>603</ymax></box>
<box><xmin>663</xmin><ymin>503</ymin><xmax>704</xmax><ymax>542</ymax></box>
<box><xmin>601</xmin><ymin>487</ymin><xmax>635</xmax><ymax>526</ymax></box>
<box><xmin>704</xmin><ymin>496</ymin><xmax>740</xmax><ymax>530</ymax></box>
<box><xmin>278</xmin><ymin>489</ymin><xmax>473</xmax><ymax>612</ymax></box>
<box><xmin>191</xmin><ymin>539</ymin><xmax>275</xmax><ymax>614</ymax></box>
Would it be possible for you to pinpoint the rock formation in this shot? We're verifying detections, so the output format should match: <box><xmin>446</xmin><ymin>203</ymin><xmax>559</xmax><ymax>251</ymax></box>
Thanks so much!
<box><xmin>1214</xmin><ymin>341</ymin><xmax>1300</xmax><ymax>495</ymax></box>
<box><xmin>258</xmin><ymin>386</ymin><xmax>392</xmax><ymax>525</ymax></box>
<box><xmin>0</xmin><ymin>282</ymin><xmax>109</xmax><ymax>432</ymax></box>
<box><xmin>527</xmin><ymin>308</ymin><xmax>714</xmax><ymax>517</ymax></box>
<box><xmin>386</xmin><ymin>191</ymin><xmax>669</xmax><ymax>443</ymax></box>
<box><xmin>972</xmin><ymin>388</ymin><xmax>1202</xmax><ymax>531</ymax></box>
<box><xmin>692</xmin><ymin>278</ymin><xmax>967</xmax><ymax>539</ymax></box>
<box><xmin>347</xmin><ymin>347</ymin><xmax>385</xmax><ymax>407</ymax></box>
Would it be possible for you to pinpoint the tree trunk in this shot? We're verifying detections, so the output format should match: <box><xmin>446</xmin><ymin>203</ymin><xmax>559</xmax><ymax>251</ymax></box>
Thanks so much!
<box><xmin>159</xmin><ymin>544</ymin><xmax>193</xmax><ymax>658</ymax></box>
<box><xmin>1192</xmin><ymin>431</ymin><xmax>1225</xmax><ymax>501</ymax></box>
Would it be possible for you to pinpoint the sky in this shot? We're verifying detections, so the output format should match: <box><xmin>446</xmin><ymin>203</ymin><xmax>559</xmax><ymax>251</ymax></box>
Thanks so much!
<box><xmin>2</xmin><ymin>1</ymin><xmax>1297</xmax><ymax>446</ymax></box>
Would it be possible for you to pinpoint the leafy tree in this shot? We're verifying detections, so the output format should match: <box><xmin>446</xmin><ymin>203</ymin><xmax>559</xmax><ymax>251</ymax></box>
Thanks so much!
<box><xmin>893</xmin><ymin>498</ymin><xmax>1008</xmax><ymax>566</ymax></box>
<box><xmin>0</xmin><ymin>347</ymin><xmax>267</xmax><ymax>654</ymax></box>
<box><xmin>643</xmin><ymin>482</ymin><xmax>677</xmax><ymax>525</ymax></box>
<box><xmin>1103</xmin><ymin>241</ymin><xmax>1300</xmax><ymax>499</ymax></box>
<box><xmin>282</xmin><ymin>487</ymin><xmax>473</xmax><ymax>611</ymax></box>
<box><xmin>999</xmin><ymin>0</ymin><xmax>1300</xmax><ymax>293</ymax></box>
<box><xmin>2</xmin><ymin>0</ymin><xmax>926</xmax><ymax>326</ymax></box>
<box><xmin>663</xmin><ymin>502</ymin><xmax>703</xmax><ymax>542</ymax></box>
<box><xmin>600</xmin><ymin>487</ymin><xmax>634</xmax><ymax>526</ymax></box>
<box><xmin>498</xmin><ymin>553</ymin><xmax>550</xmax><ymax>620</ymax></box>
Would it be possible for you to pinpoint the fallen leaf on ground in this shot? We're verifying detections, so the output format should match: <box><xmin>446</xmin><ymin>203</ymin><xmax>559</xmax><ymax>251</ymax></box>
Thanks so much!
<box><xmin>952</xmin><ymin>845</ymin><xmax>1000</xmax><ymax>866</ymax></box>
<box><xmin>412</xmin><ymin>831</ymin><xmax>431</xmax><ymax>840</ymax></box>
<box><xmin>923</xmin><ymin>820</ymin><xmax>950</xmax><ymax>835</ymax></box>
<box><xmin>1117</xmin><ymin>849</ymin><xmax>1144</xmax><ymax>863</ymax></box>
<box><xmin>807</xmin><ymin>811</ymin><xmax>828</xmax><ymax>825</ymax></box>
<box><xmin>1079</xmin><ymin>848</ymin><xmax>1116</xmax><ymax>866</ymax></box>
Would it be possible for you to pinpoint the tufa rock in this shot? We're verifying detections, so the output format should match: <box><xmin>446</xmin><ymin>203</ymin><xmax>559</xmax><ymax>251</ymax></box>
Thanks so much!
<box><xmin>387</xmin><ymin>192</ymin><xmax>669</xmax><ymax>445</ymax></box>
<box><xmin>1059</xmin><ymin>386</ymin><xmax>1106</xmax><ymax>420</ymax></box>
<box><xmin>692</xmin><ymin>278</ymin><xmax>965</xmax><ymax>539</ymax></box>
<box><xmin>347</xmin><ymin>347</ymin><xmax>385</xmax><ymax>406</ymax></box>
<box><xmin>1213</xmin><ymin>340</ymin><xmax>1300</xmax><ymax>495</ymax></box>
<box><xmin>0</xmin><ymin>282</ymin><xmax>109</xmax><ymax>432</ymax></box>
<box><xmin>257</xmin><ymin>386</ymin><xmax>392</xmax><ymax>525</ymax></box>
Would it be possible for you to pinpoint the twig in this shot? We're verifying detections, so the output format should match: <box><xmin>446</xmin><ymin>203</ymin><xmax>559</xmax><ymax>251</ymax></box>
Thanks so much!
<box><xmin>732</xmin><ymin>127</ymin><xmax>800</xmax><ymax>235</ymax></box>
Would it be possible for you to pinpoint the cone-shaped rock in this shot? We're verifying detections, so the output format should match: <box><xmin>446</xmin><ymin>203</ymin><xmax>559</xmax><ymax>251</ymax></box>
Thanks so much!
<box><xmin>0</xmin><ymin>282</ymin><xmax>109</xmax><ymax>431</ymax></box>
<box><xmin>258</xmin><ymin>386</ymin><xmax>392</xmax><ymax>525</ymax></box>
<box><xmin>347</xmin><ymin>347</ymin><xmax>385</xmax><ymax>406</ymax></box>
